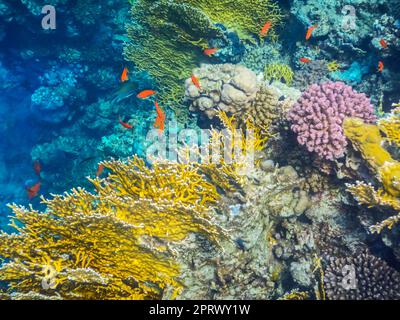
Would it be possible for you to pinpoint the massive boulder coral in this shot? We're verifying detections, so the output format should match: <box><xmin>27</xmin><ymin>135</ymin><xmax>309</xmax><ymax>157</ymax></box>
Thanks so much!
<box><xmin>287</xmin><ymin>82</ymin><xmax>376</xmax><ymax>161</ymax></box>
<box><xmin>185</xmin><ymin>64</ymin><xmax>258</xmax><ymax>119</ymax></box>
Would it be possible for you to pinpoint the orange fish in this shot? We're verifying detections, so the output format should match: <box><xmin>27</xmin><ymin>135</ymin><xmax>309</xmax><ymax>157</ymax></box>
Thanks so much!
<box><xmin>260</xmin><ymin>21</ymin><xmax>272</xmax><ymax>37</ymax></box>
<box><xmin>118</xmin><ymin>116</ymin><xmax>133</xmax><ymax>129</ymax></box>
<box><xmin>378</xmin><ymin>61</ymin><xmax>384</xmax><ymax>72</ymax></box>
<box><xmin>379</xmin><ymin>39</ymin><xmax>388</xmax><ymax>49</ymax></box>
<box><xmin>96</xmin><ymin>164</ymin><xmax>104</xmax><ymax>177</ymax></box>
<box><xmin>33</xmin><ymin>160</ymin><xmax>41</xmax><ymax>176</ymax></box>
<box><xmin>26</xmin><ymin>182</ymin><xmax>41</xmax><ymax>200</ymax></box>
<box><xmin>306</xmin><ymin>24</ymin><xmax>318</xmax><ymax>40</ymax></box>
<box><xmin>203</xmin><ymin>48</ymin><xmax>219</xmax><ymax>56</ymax></box>
<box><xmin>153</xmin><ymin>101</ymin><xmax>166</xmax><ymax>134</ymax></box>
<box><xmin>137</xmin><ymin>90</ymin><xmax>157</xmax><ymax>99</ymax></box>
<box><xmin>300</xmin><ymin>57</ymin><xmax>312</xmax><ymax>63</ymax></box>
<box><xmin>120</xmin><ymin>67</ymin><xmax>129</xmax><ymax>82</ymax></box>
<box><xmin>191</xmin><ymin>75</ymin><xmax>201</xmax><ymax>89</ymax></box>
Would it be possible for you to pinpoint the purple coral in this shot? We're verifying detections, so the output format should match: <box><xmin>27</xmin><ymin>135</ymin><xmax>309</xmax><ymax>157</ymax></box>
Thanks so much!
<box><xmin>287</xmin><ymin>82</ymin><xmax>376</xmax><ymax>160</ymax></box>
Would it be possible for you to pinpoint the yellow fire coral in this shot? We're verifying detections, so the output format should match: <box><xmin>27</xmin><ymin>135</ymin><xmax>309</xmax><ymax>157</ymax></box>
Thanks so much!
<box><xmin>0</xmin><ymin>157</ymin><xmax>239</xmax><ymax>300</ymax></box>
<box><xmin>378</xmin><ymin>107</ymin><xmax>400</xmax><ymax>147</ymax></box>
<box><xmin>344</xmin><ymin>117</ymin><xmax>400</xmax><ymax>233</ymax></box>
<box><xmin>264</xmin><ymin>63</ymin><xmax>294</xmax><ymax>85</ymax></box>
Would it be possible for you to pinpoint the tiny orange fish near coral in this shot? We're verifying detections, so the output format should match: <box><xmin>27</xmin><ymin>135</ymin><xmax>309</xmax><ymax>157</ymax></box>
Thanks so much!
<box><xmin>118</xmin><ymin>116</ymin><xmax>133</xmax><ymax>129</ymax></box>
<box><xmin>137</xmin><ymin>90</ymin><xmax>156</xmax><ymax>99</ymax></box>
<box><xmin>120</xmin><ymin>67</ymin><xmax>129</xmax><ymax>82</ymax></box>
<box><xmin>306</xmin><ymin>24</ymin><xmax>318</xmax><ymax>40</ymax></box>
<box><xmin>378</xmin><ymin>61</ymin><xmax>384</xmax><ymax>72</ymax></box>
<box><xmin>96</xmin><ymin>164</ymin><xmax>104</xmax><ymax>177</ymax></box>
<box><xmin>260</xmin><ymin>21</ymin><xmax>272</xmax><ymax>37</ymax></box>
<box><xmin>191</xmin><ymin>75</ymin><xmax>201</xmax><ymax>89</ymax></box>
<box><xmin>26</xmin><ymin>182</ymin><xmax>41</xmax><ymax>200</ymax></box>
<box><xmin>153</xmin><ymin>101</ymin><xmax>166</xmax><ymax>134</ymax></box>
<box><xmin>203</xmin><ymin>48</ymin><xmax>218</xmax><ymax>56</ymax></box>
<box><xmin>379</xmin><ymin>39</ymin><xmax>388</xmax><ymax>49</ymax></box>
<box><xmin>300</xmin><ymin>57</ymin><xmax>312</xmax><ymax>63</ymax></box>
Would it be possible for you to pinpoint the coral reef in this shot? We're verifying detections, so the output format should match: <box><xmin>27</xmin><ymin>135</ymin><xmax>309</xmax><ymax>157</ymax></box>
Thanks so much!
<box><xmin>0</xmin><ymin>157</ymin><xmax>239</xmax><ymax>299</ymax></box>
<box><xmin>288</xmin><ymin>82</ymin><xmax>376</xmax><ymax>160</ymax></box>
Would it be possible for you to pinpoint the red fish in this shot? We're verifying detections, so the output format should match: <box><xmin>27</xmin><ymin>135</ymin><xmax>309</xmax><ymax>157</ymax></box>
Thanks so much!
<box><xmin>306</xmin><ymin>24</ymin><xmax>318</xmax><ymax>40</ymax></box>
<box><xmin>120</xmin><ymin>67</ymin><xmax>129</xmax><ymax>82</ymax></box>
<box><xmin>118</xmin><ymin>116</ymin><xmax>133</xmax><ymax>129</ymax></box>
<box><xmin>379</xmin><ymin>39</ymin><xmax>388</xmax><ymax>49</ymax></box>
<box><xmin>137</xmin><ymin>90</ymin><xmax>156</xmax><ymax>99</ymax></box>
<box><xmin>153</xmin><ymin>101</ymin><xmax>166</xmax><ymax>134</ymax></box>
<box><xmin>260</xmin><ymin>21</ymin><xmax>272</xmax><ymax>37</ymax></box>
<box><xmin>300</xmin><ymin>57</ymin><xmax>312</xmax><ymax>63</ymax></box>
<box><xmin>26</xmin><ymin>182</ymin><xmax>41</xmax><ymax>200</ymax></box>
<box><xmin>203</xmin><ymin>48</ymin><xmax>219</xmax><ymax>56</ymax></box>
<box><xmin>191</xmin><ymin>75</ymin><xmax>201</xmax><ymax>89</ymax></box>
<box><xmin>378</xmin><ymin>61</ymin><xmax>384</xmax><ymax>72</ymax></box>
<box><xmin>33</xmin><ymin>160</ymin><xmax>41</xmax><ymax>176</ymax></box>
<box><xmin>96</xmin><ymin>164</ymin><xmax>104</xmax><ymax>177</ymax></box>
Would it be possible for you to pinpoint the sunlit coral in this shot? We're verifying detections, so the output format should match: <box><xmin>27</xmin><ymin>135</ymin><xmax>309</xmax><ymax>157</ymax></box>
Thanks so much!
<box><xmin>0</xmin><ymin>157</ymin><xmax>240</xmax><ymax>299</ymax></box>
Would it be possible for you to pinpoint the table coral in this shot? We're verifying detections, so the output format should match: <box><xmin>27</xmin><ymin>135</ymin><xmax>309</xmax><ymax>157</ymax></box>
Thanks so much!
<box><xmin>288</xmin><ymin>82</ymin><xmax>376</xmax><ymax>160</ymax></box>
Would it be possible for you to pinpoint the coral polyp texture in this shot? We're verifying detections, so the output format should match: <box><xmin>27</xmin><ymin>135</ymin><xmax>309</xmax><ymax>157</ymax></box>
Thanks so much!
<box><xmin>324</xmin><ymin>252</ymin><xmax>400</xmax><ymax>300</ymax></box>
<box><xmin>288</xmin><ymin>82</ymin><xmax>376</xmax><ymax>161</ymax></box>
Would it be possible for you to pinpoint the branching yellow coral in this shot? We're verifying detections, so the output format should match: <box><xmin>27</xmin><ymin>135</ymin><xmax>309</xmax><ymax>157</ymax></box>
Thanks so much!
<box><xmin>264</xmin><ymin>63</ymin><xmax>294</xmax><ymax>85</ymax></box>
<box><xmin>0</xmin><ymin>157</ymin><xmax>240</xmax><ymax>300</ymax></box>
<box><xmin>344</xmin><ymin>117</ymin><xmax>400</xmax><ymax>233</ymax></box>
<box><xmin>347</xmin><ymin>182</ymin><xmax>400</xmax><ymax>234</ymax></box>
<box><xmin>378</xmin><ymin>107</ymin><xmax>400</xmax><ymax>147</ymax></box>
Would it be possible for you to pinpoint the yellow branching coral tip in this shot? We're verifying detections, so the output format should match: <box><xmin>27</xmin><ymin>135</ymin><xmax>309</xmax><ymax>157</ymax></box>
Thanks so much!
<box><xmin>0</xmin><ymin>157</ymin><xmax>240</xmax><ymax>300</ymax></box>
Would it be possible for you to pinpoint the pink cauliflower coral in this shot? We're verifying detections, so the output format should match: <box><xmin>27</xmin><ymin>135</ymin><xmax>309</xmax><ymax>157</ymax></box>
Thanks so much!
<box><xmin>288</xmin><ymin>82</ymin><xmax>376</xmax><ymax>160</ymax></box>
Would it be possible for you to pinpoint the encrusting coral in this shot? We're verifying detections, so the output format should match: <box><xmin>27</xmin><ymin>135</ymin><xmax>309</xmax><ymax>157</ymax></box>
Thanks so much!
<box><xmin>0</xmin><ymin>157</ymin><xmax>240</xmax><ymax>300</ymax></box>
<box><xmin>344</xmin><ymin>117</ymin><xmax>400</xmax><ymax>234</ymax></box>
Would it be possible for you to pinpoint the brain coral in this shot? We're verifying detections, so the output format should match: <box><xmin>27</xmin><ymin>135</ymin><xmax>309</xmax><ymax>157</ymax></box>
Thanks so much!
<box><xmin>287</xmin><ymin>82</ymin><xmax>376</xmax><ymax>160</ymax></box>
<box><xmin>185</xmin><ymin>64</ymin><xmax>258</xmax><ymax>119</ymax></box>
